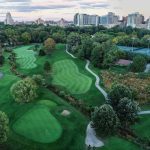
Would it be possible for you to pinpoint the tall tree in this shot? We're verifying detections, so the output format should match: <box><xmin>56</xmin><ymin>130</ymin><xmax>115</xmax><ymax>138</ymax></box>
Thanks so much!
<box><xmin>91</xmin><ymin>104</ymin><xmax>119</xmax><ymax>137</ymax></box>
<box><xmin>10</xmin><ymin>77</ymin><xmax>38</xmax><ymax>103</ymax></box>
<box><xmin>108</xmin><ymin>84</ymin><xmax>133</xmax><ymax>109</ymax></box>
<box><xmin>44</xmin><ymin>38</ymin><xmax>56</xmax><ymax>54</ymax></box>
<box><xmin>116</xmin><ymin>97</ymin><xmax>140</xmax><ymax>126</ymax></box>
<box><xmin>130</xmin><ymin>55</ymin><xmax>147</xmax><ymax>72</ymax></box>
<box><xmin>21</xmin><ymin>32</ymin><xmax>31</xmax><ymax>44</ymax></box>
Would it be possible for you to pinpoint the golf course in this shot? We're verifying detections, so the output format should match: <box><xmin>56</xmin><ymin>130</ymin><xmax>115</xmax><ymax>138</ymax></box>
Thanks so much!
<box><xmin>0</xmin><ymin>43</ymin><xmax>149</xmax><ymax>150</ymax></box>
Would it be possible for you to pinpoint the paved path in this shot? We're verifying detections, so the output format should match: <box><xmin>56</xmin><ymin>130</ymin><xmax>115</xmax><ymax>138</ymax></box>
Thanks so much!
<box><xmin>85</xmin><ymin>60</ymin><xmax>108</xmax><ymax>100</ymax></box>
<box><xmin>138</xmin><ymin>111</ymin><xmax>150</xmax><ymax>115</ymax></box>
<box><xmin>85</xmin><ymin>122</ymin><xmax>104</xmax><ymax>148</ymax></box>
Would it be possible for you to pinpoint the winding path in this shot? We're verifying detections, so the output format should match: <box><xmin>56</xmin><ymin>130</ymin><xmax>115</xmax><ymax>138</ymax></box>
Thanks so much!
<box><xmin>85</xmin><ymin>60</ymin><xmax>108</xmax><ymax>100</ymax></box>
<box><xmin>65</xmin><ymin>46</ymin><xmax>150</xmax><ymax>148</ymax></box>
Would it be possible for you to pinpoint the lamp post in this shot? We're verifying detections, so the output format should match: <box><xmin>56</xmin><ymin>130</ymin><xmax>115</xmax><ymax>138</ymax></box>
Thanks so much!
<box><xmin>132</xmin><ymin>37</ymin><xmax>135</xmax><ymax>52</ymax></box>
<box><xmin>148</xmin><ymin>38</ymin><xmax>150</xmax><ymax>54</ymax></box>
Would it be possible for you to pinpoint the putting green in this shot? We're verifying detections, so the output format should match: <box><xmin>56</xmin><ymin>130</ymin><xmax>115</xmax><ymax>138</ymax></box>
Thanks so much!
<box><xmin>13</xmin><ymin>105</ymin><xmax>62</xmax><ymax>143</ymax></box>
<box><xmin>52</xmin><ymin>59</ymin><xmax>92</xmax><ymax>94</ymax></box>
<box><xmin>14</xmin><ymin>46</ymin><xmax>37</xmax><ymax>69</ymax></box>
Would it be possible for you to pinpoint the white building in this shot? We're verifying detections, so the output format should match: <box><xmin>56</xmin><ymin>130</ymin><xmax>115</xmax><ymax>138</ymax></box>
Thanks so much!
<box><xmin>4</xmin><ymin>12</ymin><xmax>14</xmax><ymax>25</ymax></box>
<box><xmin>100</xmin><ymin>12</ymin><xmax>119</xmax><ymax>27</ymax></box>
<box><xmin>74</xmin><ymin>13</ymin><xmax>99</xmax><ymax>26</ymax></box>
<box><xmin>127</xmin><ymin>12</ymin><xmax>144</xmax><ymax>28</ymax></box>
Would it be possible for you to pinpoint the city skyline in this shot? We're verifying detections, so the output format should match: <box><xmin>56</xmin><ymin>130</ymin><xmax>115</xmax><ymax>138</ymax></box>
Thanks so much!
<box><xmin>0</xmin><ymin>0</ymin><xmax>150</xmax><ymax>21</ymax></box>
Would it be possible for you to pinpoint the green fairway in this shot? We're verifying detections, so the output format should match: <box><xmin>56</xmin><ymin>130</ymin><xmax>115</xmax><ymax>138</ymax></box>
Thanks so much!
<box><xmin>132</xmin><ymin>114</ymin><xmax>150</xmax><ymax>138</ymax></box>
<box><xmin>14</xmin><ymin>45</ymin><xmax>37</xmax><ymax>69</ymax></box>
<box><xmin>13</xmin><ymin>105</ymin><xmax>62</xmax><ymax>143</ymax></box>
<box><xmin>100</xmin><ymin>136</ymin><xmax>140</xmax><ymax>150</ymax></box>
<box><xmin>52</xmin><ymin>59</ymin><xmax>92</xmax><ymax>94</ymax></box>
<box><xmin>37</xmin><ymin>100</ymin><xmax>57</xmax><ymax>109</ymax></box>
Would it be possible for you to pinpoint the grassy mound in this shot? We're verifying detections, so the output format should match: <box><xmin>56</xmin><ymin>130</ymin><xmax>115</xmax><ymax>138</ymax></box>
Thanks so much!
<box><xmin>13</xmin><ymin>105</ymin><xmax>62</xmax><ymax>143</ymax></box>
<box><xmin>14</xmin><ymin>46</ymin><xmax>37</xmax><ymax>69</ymax></box>
<box><xmin>52</xmin><ymin>59</ymin><xmax>92</xmax><ymax>94</ymax></box>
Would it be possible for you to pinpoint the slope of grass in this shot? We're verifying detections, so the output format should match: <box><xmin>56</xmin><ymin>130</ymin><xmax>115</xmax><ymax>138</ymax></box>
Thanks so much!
<box><xmin>52</xmin><ymin>59</ymin><xmax>92</xmax><ymax>94</ymax></box>
<box><xmin>132</xmin><ymin>115</ymin><xmax>150</xmax><ymax>138</ymax></box>
<box><xmin>99</xmin><ymin>136</ymin><xmax>141</xmax><ymax>150</ymax></box>
<box><xmin>13</xmin><ymin>105</ymin><xmax>62</xmax><ymax>143</ymax></box>
<box><xmin>14</xmin><ymin>45</ymin><xmax>37</xmax><ymax>69</ymax></box>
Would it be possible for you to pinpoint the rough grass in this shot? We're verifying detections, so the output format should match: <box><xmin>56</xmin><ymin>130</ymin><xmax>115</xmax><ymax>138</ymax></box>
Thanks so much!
<box><xmin>132</xmin><ymin>115</ymin><xmax>150</xmax><ymax>138</ymax></box>
<box><xmin>13</xmin><ymin>105</ymin><xmax>62</xmax><ymax>143</ymax></box>
<box><xmin>99</xmin><ymin>136</ymin><xmax>141</xmax><ymax>150</ymax></box>
<box><xmin>52</xmin><ymin>59</ymin><xmax>92</xmax><ymax>94</ymax></box>
<box><xmin>14</xmin><ymin>45</ymin><xmax>37</xmax><ymax>69</ymax></box>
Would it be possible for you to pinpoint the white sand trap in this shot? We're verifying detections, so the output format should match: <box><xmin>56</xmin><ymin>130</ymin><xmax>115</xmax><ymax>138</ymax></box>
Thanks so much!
<box><xmin>61</xmin><ymin>110</ymin><xmax>71</xmax><ymax>116</ymax></box>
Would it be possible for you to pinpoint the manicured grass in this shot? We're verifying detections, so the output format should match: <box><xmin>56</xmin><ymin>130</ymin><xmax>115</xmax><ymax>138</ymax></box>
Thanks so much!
<box><xmin>52</xmin><ymin>59</ymin><xmax>92</xmax><ymax>94</ymax></box>
<box><xmin>1</xmin><ymin>44</ymin><xmax>147</xmax><ymax>150</ymax></box>
<box><xmin>132</xmin><ymin>114</ymin><xmax>150</xmax><ymax>138</ymax></box>
<box><xmin>14</xmin><ymin>45</ymin><xmax>37</xmax><ymax>69</ymax></box>
<box><xmin>13</xmin><ymin>105</ymin><xmax>62</xmax><ymax>143</ymax></box>
<box><xmin>99</xmin><ymin>136</ymin><xmax>141</xmax><ymax>150</ymax></box>
<box><xmin>49</xmin><ymin>44</ymin><xmax>105</xmax><ymax>106</ymax></box>
<box><xmin>37</xmin><ymin>100</ymin><xmax>57</xmax><ymax>109</ymax></box>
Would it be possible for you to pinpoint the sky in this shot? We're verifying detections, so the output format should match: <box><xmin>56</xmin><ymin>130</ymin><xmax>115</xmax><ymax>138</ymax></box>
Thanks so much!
<box><xmin>0</xmin><ymin>0</ymin><xmax>149</xmax><ymax>21</ymax></box>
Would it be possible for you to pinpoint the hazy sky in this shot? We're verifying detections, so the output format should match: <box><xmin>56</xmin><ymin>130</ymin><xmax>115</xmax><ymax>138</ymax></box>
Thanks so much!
<box><xmin>0</xmin><ymin>0</ymin><xmax>149</xmax><ymax>21</ymax></box>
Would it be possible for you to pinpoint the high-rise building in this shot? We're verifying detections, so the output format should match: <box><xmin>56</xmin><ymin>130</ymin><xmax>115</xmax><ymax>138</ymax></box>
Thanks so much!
<box><xmin>4</xmin><ymin>12</ymin><xmax>14</xmax><ymax>25</ymax></box>
<box><xmin>74</xmin><ymin>13</ymin><xmax>99</xmax><ymax>26</ymax></box>
<box><xmin>100</xmin><ymin>12</ymin><xmax>119</xmax><ymax>26</ymax></box>
<box><xmin>127</xmin><ymin>12</ymin><xmax>144</xmax><ymax>28</ymax></box>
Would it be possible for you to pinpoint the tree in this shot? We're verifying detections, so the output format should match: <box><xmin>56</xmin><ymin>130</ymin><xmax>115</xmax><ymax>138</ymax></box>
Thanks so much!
<box><xmin>44</xmin><ymin>61</ymin><xmax>51</xmax><ymax>73</ymax></box>
<box><xmin>116</xmin><ymin>97</ymin><xmax>140</xmax><ymax>126</ymax></box>
<box><xmin>0</xmin><ymin>55</ymin><xmax>4</xmax><ymax>66</ymax></box>
<box><xmin>39</xmin><ymin>31</ymin><xmax>49</xmax><ymax>42</ymax></box>
<box><xmin>78</xmin><ymin>36</ymin><xmax>93</xmax><ymax>59</ymax></box>
<box><xmin>10</xmin><ymin>77</ymin><xmax>38</xmax><ymax>103</ymax></box>
<box><xmin>32</xmin><ymin>75</ymin><xmax>45</xmax><ymax>86</ymax></box>
<box><xmin>0</xmin><ymin>111</ymin><xmax>9</xmax><ymax>144</ymax></box>
<box><xmin>130</xmin><ymin>55</ymin><xmax>147</xmax><ymax>72</ymax></box>
<box><xmin>93</xmin><ymin>33</ymin><xmax>110</xmax><ymax>43</ymax></box>
<box><xmin>67</xmin><ymin>32</ymin><xmax>81</xmax><ymax>53</ymax></box>
<box><xmin>91</xmin><ymin>104</ymin><xmax>119</xmax><ymax>137</ymax></box>
<box><xmin>44</xmin><ymin>38</ymin><xmax>56</xmax><ymax>54</ymax></box>
<box><xmin>52</xmin><ymin>31</ymin><xmax>66</xmax><ymax>43</ymax></box>
<box><xmin>108</xmin><ymin>84</ymin><xmax>133</xmax><ymax>109</ymax></box>
<box><xmin>91</xmin><ymin>44</ymin><xmax>104</xmax><ymax>67</ymax></box>
<box><xmin>21</xmin><ymin>32</ymin><xmax>31</xmax><ymax>44</ymax></box>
